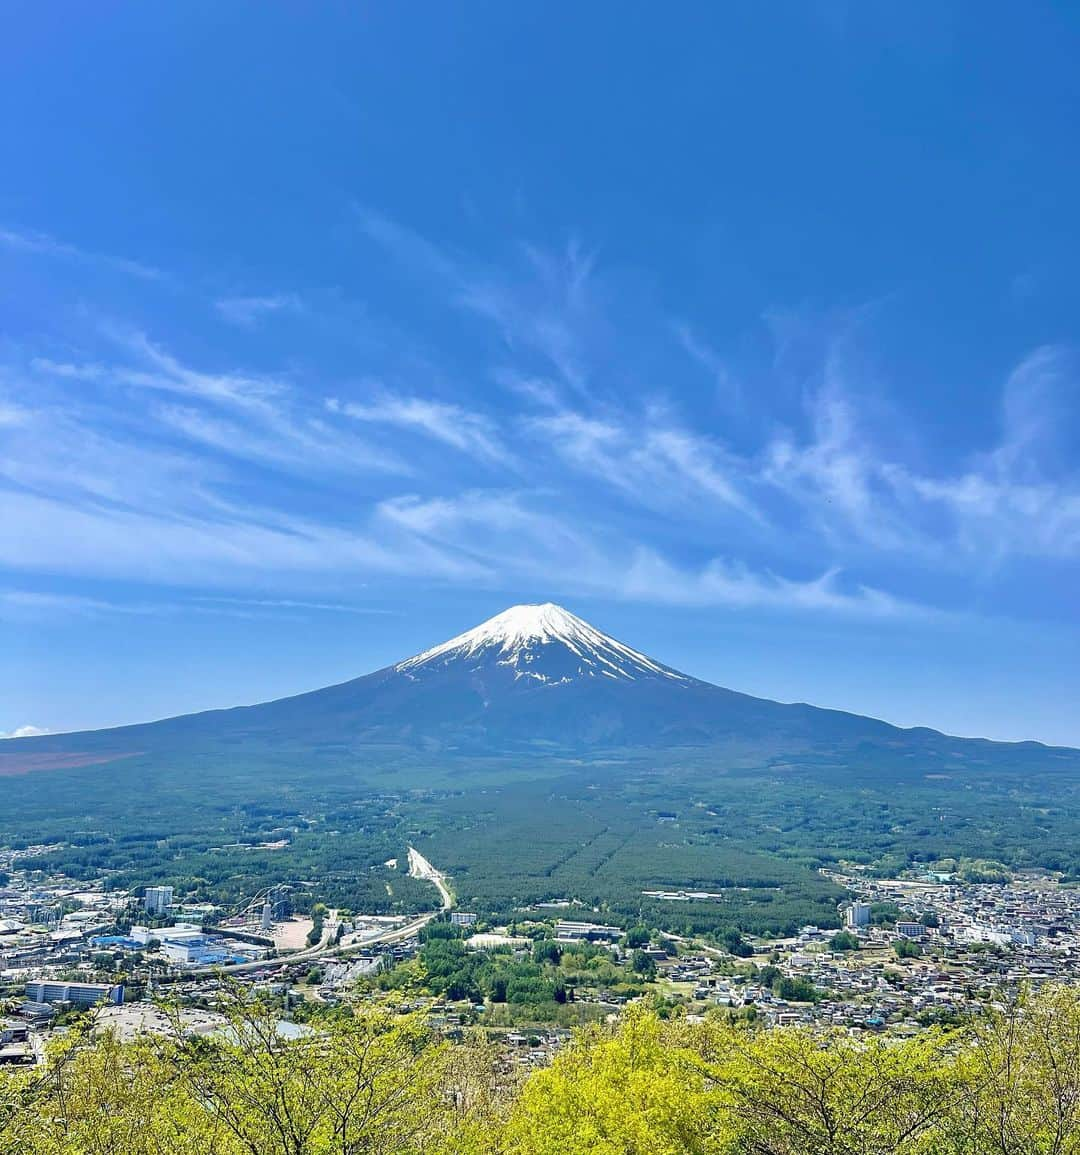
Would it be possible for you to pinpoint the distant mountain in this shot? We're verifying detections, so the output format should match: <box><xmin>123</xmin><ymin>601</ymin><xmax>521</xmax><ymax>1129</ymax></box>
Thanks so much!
<box><xmin>4</xmin><ymin>603</ymin><xmax>1077</xmax><ymax>772</ymax></box>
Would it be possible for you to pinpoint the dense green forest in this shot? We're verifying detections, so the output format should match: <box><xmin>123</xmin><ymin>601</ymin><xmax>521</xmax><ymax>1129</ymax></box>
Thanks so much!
<box><xmin>5</xmin><ymin>743</ymin><xmax>1080</xmax><ymax>935</ymax></box>
<box><xmin>4</xmin><ymin>984</ymin><xmax>1080</xmax><ymax>1153</ymax></box>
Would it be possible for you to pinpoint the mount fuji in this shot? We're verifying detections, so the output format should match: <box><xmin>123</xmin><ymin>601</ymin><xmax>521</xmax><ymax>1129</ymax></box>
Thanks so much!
<box><xmin>6</xmin><ymin>603</ymin><xmax>1077</xmax><ymax>774</ymax></box>
<box><xmin>397</xmin><ymin>603</ymin><xmax>691</xmax><ymax>686</ymax></box>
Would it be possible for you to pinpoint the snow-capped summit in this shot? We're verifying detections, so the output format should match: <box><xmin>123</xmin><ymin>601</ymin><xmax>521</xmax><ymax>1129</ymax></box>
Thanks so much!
<box><xmin>396</xmin><ymin>603</ymin><xmax>690</xmax><ymax>685</ymax></box>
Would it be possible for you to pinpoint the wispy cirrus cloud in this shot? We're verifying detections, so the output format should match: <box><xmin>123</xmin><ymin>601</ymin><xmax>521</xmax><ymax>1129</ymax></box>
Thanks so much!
<box><xmin>529</xmin><ymin>409</ymin><xmax>758</xmax><ymax>519</ymax></box>
<box><xmin>621</xmin><ymin>550</ymin><xmax>921</xmax><ymax>617</ymax></box>
<box><xmin>376</xmin><ymin>490</ymin><xmax>598</xmax><ymax>575</ymax></box>
<box><xmin>328</xmin><ymin>391</ymin><xmax>510</xmax><ymax>464</ymax></box>
<box><xmin>674</xmin><ymin>322</ymin><xmax>741</xmax><ymax>409</ymax></box>
<box><xmin>763</xmin><ymin>343</ymin><xmax>1080</xmax><ymax>564</ymax></box>
<box><xmin>7</xmin><ymin>210</ymin><xmax>1080</xmax><ymax>629</ymax></box>
<box><xmin>355</xmin><ymin>205</ymin><xmax>596</xmax><ymax>399</ymax></box>
<box><xmin>0</xmin><ymin>589</ymin><xmax>395</xmax><ymax>622</ymax></box>
<box><xmin>0</xmin><ymin>489</ymin><xmax>486</xmax><ymax>588</ymax></box>
<box><xmin>0</xmin><ymin>401</ymin><xmax>31</xmax><ymax>427</ymax></box>
<box><xmin>193</xmin><ymin>596</ymin><xmax>397</xmax><ymax>615</ymax></box>
<box><xmin>0</xmin><ymin>225</ymin><xmax>163</xmax><ymax>281</ymax></box>
<box><xmin>374</xmin><ymin>489</ymin><xmax>909</xmax><ymax>616</ymax></box>
<box><xmin>29</xmin><ymin>332</ymin><xmax>405</xmax><ymax>479</ymax></box>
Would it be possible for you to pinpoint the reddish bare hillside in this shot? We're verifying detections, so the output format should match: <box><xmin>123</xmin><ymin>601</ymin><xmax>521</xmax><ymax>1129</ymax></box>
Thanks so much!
<box><xmin>0</xmin><ymin>751</ymin><xmax>141</xmax><ymax>777</ymax></box>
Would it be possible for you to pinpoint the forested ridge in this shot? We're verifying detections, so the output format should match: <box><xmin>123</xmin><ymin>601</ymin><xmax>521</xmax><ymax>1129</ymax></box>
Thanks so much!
<box><xmin>4</xmin><ymin>985</ymin><xmax>1080</xmax><ymax>1153</ymax></box>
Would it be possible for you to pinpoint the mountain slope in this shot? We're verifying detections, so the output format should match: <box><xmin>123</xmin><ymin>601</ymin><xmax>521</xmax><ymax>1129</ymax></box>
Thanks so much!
<box><xmin>4</xmin><ymin>603</ymin><xmax>1077</xmax><ymax>769</ymax></box>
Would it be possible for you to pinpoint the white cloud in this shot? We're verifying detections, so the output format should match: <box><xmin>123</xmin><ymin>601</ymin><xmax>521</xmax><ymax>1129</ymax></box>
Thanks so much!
<box><xmin>531</xmin><ymin>409</ymin><xmax>757</xmax><ymax>518</ymax></box>
<box><xmin>107</xmin><ymin>327</ymin><xmax>286</xmax><ymax>408</ymax></box>
<box><xmin>29</xmin><ymin>358</ymin><xmax>108</xmax><ymax>382</ymax></box>
<box><xmin>374</xmin><ymin>490</ymin><xmax>911</xmax><ymax>616</ymax></box>
<box><xmin>329</xmin><ymin>392</ymin><xmax>509</xmax><ymax>464</ymax></box>
<box><xmin>762</xmin><ymin>380</ymin><xmax>912</xmax><ymax>550</ymax></box>
<box><xmin>0</xmin><ymin>490</ymin><xmax>485</xmax><ymax>588</ymax></box>
<box><xmin>0</xmin><ymin>590</ymin><xmax>168</xmax><ymax>620</ymax></box>
<box><xmin>0</xmin><ymin>725</ymin><xmax>49</xmax><ymax>739</ymax></box>
<box><xmin>621</xmin><ymin>550</ymin><xmax>919</xmax><ymax>616</ymax></box>
<box><xmin>154</xmin><ymin>402</ymin><xmax>404</xmax><ymax>477</ymax></box>
<box><xmin>27</xmin><ymin>336</ymin><xmax>406</xmax><ymax>483</ymax></box>
<box><xmin>193</xmin><ymin>596</ymin><xmax>396</xmax><ymax>615</ymax></box>
<box><xmin>763</xmin><ymin>343</ymin><xmax>1080</xmax><ymax>563</ymax></box>
<box><xmin>8</xmin><ymin>213</ymin><xmax>1080</xmax><ymax>628</ymax></box>
<box><xmin>352</xmin><ymin>210</ymin><xmax>1080</xmax><ymax>578</ymax></box>
<box><xmin>353</xmin><ymin>207</ymin><xmax>460</xmax><ymax>284</ymax></box>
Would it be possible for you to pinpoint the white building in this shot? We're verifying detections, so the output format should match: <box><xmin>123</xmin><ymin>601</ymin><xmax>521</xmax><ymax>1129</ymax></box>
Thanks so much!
<box><xmin>25</xmin><ymin>980</ymin><xmax>123</xmax><ymax>1006</ymax></box>
<box><xmin>554</xmin><ymin>920</ymin><xmax>622</xmax><ymax>942</ymax></box>
<box><xmin>143</xmin><ymin>886</ymin><xmax>174</xmax><ymax>915</ymax></box>
<box><xmin>465</xmin><ymin>933</ymin><xmax>529</xmax><ymax>951</ymax></box>
<box><xmin>450</xmin><ymin>912</ymin><xmax>477</xmax><ymax>927</ymax></box>
<box><xmin>846</xmin><ymin>902</ymin><xmax>871</xmax><ymax>928</ymax></box>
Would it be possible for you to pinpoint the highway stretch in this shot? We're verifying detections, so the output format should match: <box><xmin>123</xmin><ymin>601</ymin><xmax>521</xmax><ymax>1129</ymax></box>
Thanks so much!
<box><xmin>180</xmin><ymin>847</ymin><xmax>452</xmax><ymax>979</ymax></box>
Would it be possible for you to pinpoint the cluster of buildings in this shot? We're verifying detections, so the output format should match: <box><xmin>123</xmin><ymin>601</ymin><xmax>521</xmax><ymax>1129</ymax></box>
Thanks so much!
<box><xmin>830</xmin><ymin>868</ymin><xmax>1080</xmax><ymax>953</ymax></box>
<box><xmin>700</xmin><ymin>871</ymin><xmax>1080</xmax><ymax>1031</ymax></box>
<box><xmin>318</xmin><ymin>951</ymin><xmax>395</xmax><ymax>993</ymax></box>
<box><xmin>89</xmin><ymin>924</ymin><xmax>266</xmax><ymax>967</ymax></box>
<box><xmin>1</xmin><ymin>856</ymin><xmax>127</xmax><ymax>974</ymax></box>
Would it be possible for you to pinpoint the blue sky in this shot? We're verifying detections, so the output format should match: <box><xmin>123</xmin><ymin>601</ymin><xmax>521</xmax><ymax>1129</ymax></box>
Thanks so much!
<box><xmin>3</xmin><ymin>3</ymin><xmax>1080</xmax><ymax>743</ymax></box>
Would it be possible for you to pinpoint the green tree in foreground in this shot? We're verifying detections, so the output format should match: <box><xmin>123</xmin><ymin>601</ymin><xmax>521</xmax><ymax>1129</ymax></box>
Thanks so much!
<box><xmin>7</xmin><ymin>984</ymin><xmax>1080</xmax><ymax>1153</ymax></box>
<box><xmin>0</xmin><ymin>990</ymin><xmax>507</xmax><ymax>1155</ymax></box>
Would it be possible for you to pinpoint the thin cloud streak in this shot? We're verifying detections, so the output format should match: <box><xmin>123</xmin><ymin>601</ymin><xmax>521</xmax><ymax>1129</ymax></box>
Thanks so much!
<box><xmin>0</xmin><ymin>589</ymin><xmax>397</xmax><ymax>622</ymax></box>
<box><xmin>29</xmin><ymin>336</ymin><xmax>407</xmax><ymax>479</ymax></box>
<box><xmin>329</xmin><ymin>392</ymin><xmax>511</xmax><ymax>464</ymax></box>
<box><xmin>0</xmin><ymin>225</ymin><xmax>163</xmax><ymax>281</ymax></box>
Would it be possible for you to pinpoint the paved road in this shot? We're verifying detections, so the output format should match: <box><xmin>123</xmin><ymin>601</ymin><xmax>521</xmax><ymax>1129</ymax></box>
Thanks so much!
<box><xmin>407</xmin><ymin>845</ymin><xmax>453</xmax><ymax>911</ymax></box>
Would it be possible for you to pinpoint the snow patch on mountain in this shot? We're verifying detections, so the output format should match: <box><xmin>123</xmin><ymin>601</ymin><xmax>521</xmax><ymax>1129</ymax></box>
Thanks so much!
<box><xmin>396</xmin><ymin>603</ymin><xmax>690</xmax><ymax>684</ymax></box>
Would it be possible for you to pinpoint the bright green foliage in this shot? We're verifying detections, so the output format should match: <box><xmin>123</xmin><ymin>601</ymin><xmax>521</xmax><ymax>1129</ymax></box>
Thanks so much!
<box><xmin>504</xmin><ymin>1007</ymin><xmax>727</xmax><ymax>1155</ymax></box>
<box><xmin>713</xmin><ymin>1025</ymin><xmax>959</xmax><ymax>1154</ymax></box>
<box><xmin>955</xmin><ymin>984</ymin><xmax>1080</xmax><ymax>1154</ymax></box>
<box><xmin>7</xmin><ymin>985</ymin><xmax>1080</xmax><ymax>1154</ymax></box>
<box><xmin>893</xmin><ymin>937</ymin><xmax>923</xmax><ymax>959</ymax></box>
<box><xmin>772</xmin><ymin>975</ymin><xmax>820</xmax><ymax>1002</ymax></box>
<box><xmin>1</xmin><ymin>993</ymin><xmax>503</xmax><ymax>1155</ymax></box>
